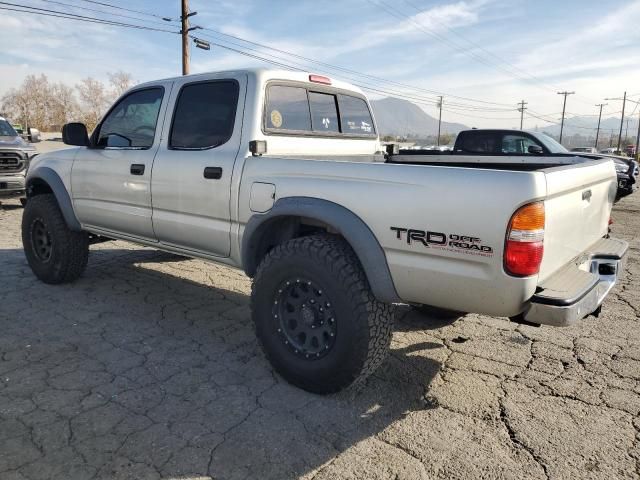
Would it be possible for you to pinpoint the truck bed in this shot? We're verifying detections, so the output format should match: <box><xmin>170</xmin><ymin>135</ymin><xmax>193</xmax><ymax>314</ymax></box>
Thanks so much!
<box><xmin>387</xmin><ymin>152</ymin><xmax>590</xmax><ymax>171</ymax></box>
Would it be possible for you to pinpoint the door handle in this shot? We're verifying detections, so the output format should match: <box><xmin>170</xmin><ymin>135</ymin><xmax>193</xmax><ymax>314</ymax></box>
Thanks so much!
<box><xmin>203</xmin><ymin>167</ymin><xmax>223</xmax><ymax>179</ymax></box>
<box><xmin>130</xmin><ymin>164</ymin><xmax>145</xmax><ymax>175</ymax></box>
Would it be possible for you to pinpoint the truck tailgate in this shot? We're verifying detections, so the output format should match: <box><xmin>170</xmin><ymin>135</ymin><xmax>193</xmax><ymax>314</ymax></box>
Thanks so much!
<box><xmin>539</xmin><ymin>159</ymin><xmax>617</xmax><ymax>282</ymax></box>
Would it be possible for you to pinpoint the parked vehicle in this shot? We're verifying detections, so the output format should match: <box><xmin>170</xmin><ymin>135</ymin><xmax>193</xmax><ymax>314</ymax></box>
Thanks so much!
<box><xmin>571</xmin><ymin>147</ymin><xmax>598</xmax><ymax>154</ymax></box>
<box><xmin>22</xmin><ymin>69</ymin><xmax>628</xmax><ymax>393</ymax></box>
<box><xmin>0</xmin><ymin>116</ymin><xmax>37</xmax><ymax>205</ymax></box>
<box><xmin>396</xmin><ymin>129</ymin><xmax>637</xmax><ymax>200</ymax></box>
<box><xmin>600</xmin><ymin>148</ymin><xmax>618</xmax><ymax>154</ymax></box>
<box><xmin>11</xmin><ymin>123</ymin><xmax>41</xmax><ymax>143</ymax></box>
<box><xmin>625</xmin><ymin>144</ymin><xmax>637</xmax><ymax>157</ymax></box>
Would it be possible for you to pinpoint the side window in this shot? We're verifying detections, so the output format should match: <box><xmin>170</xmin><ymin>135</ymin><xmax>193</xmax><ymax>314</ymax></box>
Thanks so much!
<box><xmin>338</xmin><ymin>95</ymin><xmax>375</xmax><ymax>135</ymax></box>
<box><xmin>458</xmin><ymin>132</ymin><xmax>499</xmax><ymax>153</ymax></box>
<box><xmin>502</xmin><ymin>134</ymin><xmax>543</xmax><ymax>154</ymax></box>
<box><xmin>265</xmin><ymin>86</ymin><xmax>311</xmax><ymax>131</ymax></box>
<box><xmin>309</xmin><ymin>92</ymin><xmax>339</xmax><ymax>133</ymax></box>
<box><xmin>98</xmin><ymin>88</ymin><xmax>163</xmax><ymax>148</ymax></box>
<box><xmin>170</xmin><ymin>80</ymin><xmax>239</xmax><ymax>149</ymax></box>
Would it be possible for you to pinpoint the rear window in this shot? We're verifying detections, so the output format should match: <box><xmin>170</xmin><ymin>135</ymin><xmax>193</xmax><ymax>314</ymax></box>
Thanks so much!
<box><xmin>265</xmin><ymin>85</ymin><xmax>311</xmax><ymax>131</ymax></box>
<box><xmin>309</xmin><ymin>92</ymin><xmax>339</xmax><ymax>133</ymax></box>
<box><xmin>457</xmin><ymin>132</ymin><xmax>499</xmax><ymax>153</ymax></box>
<box><xmin>265</xmin><ymin>84</ymin><xmax>375</xmax><ymax>137</ymax></box>
<box><xmin>170</xmin><ymin>80</ymin><xmax>239</xmax><ymax>149</ymax></box>
<box><xmin>338</xmin><ymin>95</ymin><xmax>374</xmax><ymax>134</ymax></box>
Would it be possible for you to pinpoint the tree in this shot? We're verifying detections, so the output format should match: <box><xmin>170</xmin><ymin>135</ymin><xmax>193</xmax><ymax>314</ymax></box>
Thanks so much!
<box><xmin>1</xmin><ymin>74</ymin><xmax>52</xmax><ymax>131</ymax></box>
<box><xmin>76</xmin><ymin>77</ymin><xmax>109</xmax><ymax>131</ymax></box>
<box><xmin>49</xmin><ymin>83</ymin><xmax>79</xmax><ymax>129</ymax></box>
<box><xmin>108</xmin><ymin>71</ymin><xmax>135</xmax><ymax>99</ymax></box>
<box><xmin>439</xmin><ymin>133</ymin><xmax>455</xmax><ymax>146</ymax></box>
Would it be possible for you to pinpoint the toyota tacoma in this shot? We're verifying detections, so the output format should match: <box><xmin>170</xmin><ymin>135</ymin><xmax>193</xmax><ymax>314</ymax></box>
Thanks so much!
<box><xmin>22</xmin><ymin>69</ymin><xmax>628</xmax><ymax>393</ymax></box>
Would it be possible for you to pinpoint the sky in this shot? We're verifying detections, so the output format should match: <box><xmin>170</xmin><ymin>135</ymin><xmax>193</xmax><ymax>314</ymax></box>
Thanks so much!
<box><xmin>1</xmin><ymin>0</ymin><xmax>640</xmax><ymax>129</ymax></box>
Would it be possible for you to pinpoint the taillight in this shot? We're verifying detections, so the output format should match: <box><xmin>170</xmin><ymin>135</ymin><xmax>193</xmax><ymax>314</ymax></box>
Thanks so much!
<box><xmin>504</xmin><ymin>202</ymin><xmax>545</xmax><ymax>276</ymax></box>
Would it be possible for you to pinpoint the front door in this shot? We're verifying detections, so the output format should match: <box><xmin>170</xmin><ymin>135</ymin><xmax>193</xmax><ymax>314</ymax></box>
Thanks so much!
<box><xmin>71</xmin><ymin>85</ymin><xmax>171</xmax><ymax>240</ymax></box>
<box><xmin>151</xmin><ymin>75</ymin><xmax>245</xmax><ymax>257</ymax></box>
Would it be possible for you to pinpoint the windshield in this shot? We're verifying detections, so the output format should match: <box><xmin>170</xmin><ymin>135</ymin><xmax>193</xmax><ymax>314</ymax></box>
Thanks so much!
<box><xmin>0</xmin><ymin>119</ymin><xmax>18</xmax><ymax>137</ymax></box>
<box><xmin>530</xmin><ymin>131</ymin><xmax>569</xmax><ymax>153</ymax></box>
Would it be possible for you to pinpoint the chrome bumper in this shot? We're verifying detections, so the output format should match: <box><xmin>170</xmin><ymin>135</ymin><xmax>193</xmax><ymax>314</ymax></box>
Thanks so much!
<box><xmin>523</xmin><ymin>237</ymin><xmax>628</xmax><ymax>327</ymax></box>
<box><xmin>0</xmin><ymin>174</ymin><xmax>26</xmax><ymax>198</ymax></box>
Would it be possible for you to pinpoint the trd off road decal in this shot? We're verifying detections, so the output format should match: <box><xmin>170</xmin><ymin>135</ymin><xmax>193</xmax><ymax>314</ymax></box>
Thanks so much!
<box><xmin>390</xmin><ymin>227</ymin><xmax>494</xmax><ymax>257</ymax></box>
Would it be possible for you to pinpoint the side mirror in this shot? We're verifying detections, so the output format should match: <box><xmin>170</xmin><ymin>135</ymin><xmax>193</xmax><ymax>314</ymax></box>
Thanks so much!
<box><xmin>27</xmin><ymin>127</ymin><xmax>40</xmax><ymax>143</ymax></box>
<box><xmin>62</xmin><ymin>123</ymin><xmax>89</xmax><ymax>146</ymax></box>
<box><xmin>528</xmin><ymin>145</ymin><xmax>544</xmax><ymax>154</ymax></box>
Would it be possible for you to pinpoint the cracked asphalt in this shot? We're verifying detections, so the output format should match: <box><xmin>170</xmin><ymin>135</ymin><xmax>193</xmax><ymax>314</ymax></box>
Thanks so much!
<box><xmin>1</xmin><ymin>164</ymin><xmax>639</xmax><ymax>479</ymax></box>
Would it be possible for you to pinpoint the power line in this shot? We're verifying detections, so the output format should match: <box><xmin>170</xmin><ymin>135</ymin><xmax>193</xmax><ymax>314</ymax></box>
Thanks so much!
<box><xmin>38</xmin><ymin>0</ymin><xmax>174</xmax><ymax>27</ymax></box>
<box><xmin>54</xmin><ymin>0</ymin><xmax>520</xmax><ymax>109</ymax></box>
<box><xmin>6</xmin><ymin>1</ymin><xmax>598</xmax><ymax>127</ymax></box>
<box><xmin>78</xmin><ymin>0</ymin><xmax>173</xmax><ymax>21</ymax></box>
<box><xmin>368</xmin><ymin>0</ymin><xmax>599</xmax><ymax>106</ymax></box>
<box><xmin>0</xmin><ymin>2</ymin><xmax>176</xmax><ymax>33</ymax></box>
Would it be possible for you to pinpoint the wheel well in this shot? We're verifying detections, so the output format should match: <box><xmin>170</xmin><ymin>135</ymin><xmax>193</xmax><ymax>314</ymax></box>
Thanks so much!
<box><xmin>247</xmin><ymin>215</ymin><xmax>339</xmax><ymax>276</ymax></box>
<box><xmin>27</xmin><ymin>178</ymin><xmax>53</xmax><ymax>197</ymax></box>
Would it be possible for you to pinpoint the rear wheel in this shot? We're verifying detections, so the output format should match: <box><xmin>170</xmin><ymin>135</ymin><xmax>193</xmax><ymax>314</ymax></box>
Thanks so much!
<box><xmin>22</xmin><ymin>194</ymin><xmax>89</xmax><ymax>284</ymax></box>
<box><xmin>251</xmin><ymin>234</ymin><xmax>394</xmax><ymax>394</ymax></box>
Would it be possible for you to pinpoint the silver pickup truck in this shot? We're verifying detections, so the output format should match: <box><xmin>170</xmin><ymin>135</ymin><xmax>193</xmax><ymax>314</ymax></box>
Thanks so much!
<box><xmin>0</xmin><ymin>116</ymin><xmax>37</xmax><ymax>204</ymax></box>
<box><xmin>22</xmin><ymin>68</ymin><xmax>628</xmax><ymax>393</ymax></box>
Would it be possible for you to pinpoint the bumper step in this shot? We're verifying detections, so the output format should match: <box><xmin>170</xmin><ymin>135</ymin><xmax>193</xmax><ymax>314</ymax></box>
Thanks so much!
<box><xmin>523</xmin><ymin>237</ymin><xmax>628</xmax><ymax>327</ymax></box>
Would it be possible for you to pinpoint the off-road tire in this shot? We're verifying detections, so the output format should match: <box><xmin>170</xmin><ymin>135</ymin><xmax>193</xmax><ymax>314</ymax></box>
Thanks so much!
<box><xmin>22</xmin><ymin>194</ymin><xmax>89</xmax><ymax>284</ymax></box>
<box><xmin>251</xmin><ymin>234</ymin><xmax>394</xmax><ymax>394</ymax></box>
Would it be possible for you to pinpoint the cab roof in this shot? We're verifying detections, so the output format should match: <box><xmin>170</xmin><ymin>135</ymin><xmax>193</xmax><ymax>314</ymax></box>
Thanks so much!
<box><xmin>135</xmin><ymin>68</ymin><xmax>365</xmax><ymax>96</ymax></box>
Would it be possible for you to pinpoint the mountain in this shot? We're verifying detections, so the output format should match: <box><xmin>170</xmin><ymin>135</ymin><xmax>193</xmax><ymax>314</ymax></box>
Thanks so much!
<box><xmin>370</xmin><ymin>97</ymin><xmax>468</xmax><ymax>137</ymax></box>
<box><xmin>532</xmin><ymin>115</ymin><xmax>639</xmax><ymax>140</ymax></box>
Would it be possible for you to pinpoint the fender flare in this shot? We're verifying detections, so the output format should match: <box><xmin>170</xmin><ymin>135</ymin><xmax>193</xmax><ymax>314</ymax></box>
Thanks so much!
<box><xmin>242</xmin><ymin>197</ymin><xmax>401</xmax><ymax>303</ymax></box>
<box><xmin>27</xmin><ymin>167</ymin><xmax>82</xmax><ymax>231</ymax></box>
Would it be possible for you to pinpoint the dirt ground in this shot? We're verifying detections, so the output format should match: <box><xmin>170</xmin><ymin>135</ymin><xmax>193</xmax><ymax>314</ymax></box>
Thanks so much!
<box><xmin>0</xmin><ymin>151</ymin><xmax>639</xmax><ymax>479</ymax></box>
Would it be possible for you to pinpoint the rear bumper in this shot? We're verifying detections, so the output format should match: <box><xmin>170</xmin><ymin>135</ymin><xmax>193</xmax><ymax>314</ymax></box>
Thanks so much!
<box><xmin>522</xmin><ymin>237</ymin><xmax>628</xmax><ymax>327</ymax></box>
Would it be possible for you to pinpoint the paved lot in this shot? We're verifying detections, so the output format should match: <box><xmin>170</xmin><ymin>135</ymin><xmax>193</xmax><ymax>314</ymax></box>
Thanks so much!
<box><xmin>1</xmin><ymin>172</ymin><xmax>639</xmax><ymax>479</ymax></box>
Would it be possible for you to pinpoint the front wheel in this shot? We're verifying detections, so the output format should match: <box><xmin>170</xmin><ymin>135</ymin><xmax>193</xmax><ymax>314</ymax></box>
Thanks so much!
<box><xmin>22</xmin><ymin>194</ymin><xmax>89</xmax><ymax>284</ymax></box>
<box><xmin>251</xmin><ymin>234</ymin><xmax>394</xmax><ymax>394</ymax></box>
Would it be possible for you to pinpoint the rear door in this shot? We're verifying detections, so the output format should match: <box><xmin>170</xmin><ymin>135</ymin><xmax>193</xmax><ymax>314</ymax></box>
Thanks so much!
<box><xmin>71</xmin><ymin>85</ymin><xmax>170</xmax><ymax>240</ymax></box>
<box><xmin>150</xmin><ymin>74</ymin><xmax>246</xmax><ymax>257</ymax></box>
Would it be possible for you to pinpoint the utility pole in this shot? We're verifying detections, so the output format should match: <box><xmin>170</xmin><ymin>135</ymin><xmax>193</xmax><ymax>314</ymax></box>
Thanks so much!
<box><xmin>605</xmin><ymin>92</ymin><xmax>627</xmax><ymax>152</ymax></box>
<box><xmin>594</xmin><ymin>103</ymin><xmax>606</xmax><ymax>149</ymax></box>
<box><xmin>625</xmin><ymin>118</ymin><xmax>630</xmax><ymax>141</ymax></box>
<box><xmin>517</xmin><ymin>100</ymin><xmax>528</xmax><ymax>130</ymax></box>
<box><xmin>636</xmin><ymin>111</ymin><xmax>640</xmax><ymax>159</ymax></box>
<box><xmin>618</xmin><ymin>92</ymin><xmax>627</xmax><ymax>152</ymax></box>
<box><xmin>437</xmin><ymin>96</ymin><xmax>443</xmax><ymax>146</ymax></box>
<box><xmin>181</xmin><ymin>0</ymin><xmax>189</xmax><ymax>75</ymax></box>
<box><xmin>557</xmin><ymin>91</ymin><xmax>575</xmax><ymax>144</ymax></box>
<box><xmin>180</xmin><ymin>0</ymin><xmax>199</xmax><ymax>75</ymax></box>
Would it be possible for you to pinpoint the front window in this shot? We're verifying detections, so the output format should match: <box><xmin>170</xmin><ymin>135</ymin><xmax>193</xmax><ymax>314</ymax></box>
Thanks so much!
<box><xmin>532</xmin><ymin>132</ymin><xmax>568</xmax><ymax>153</ymax></box>
<box><xmin>0</xmin><ymin>120</ymin><xmax>18</xmax><ymax>137</ymax></box>
<box><xmin>501</xmin><ymin>134</ymin><xmax>543</xmax><ymax>154</ymax></box>
<box><xmin>97</xmin><ymin>87</ymin><xmax>164</xmax><ymax>148</ymax></box>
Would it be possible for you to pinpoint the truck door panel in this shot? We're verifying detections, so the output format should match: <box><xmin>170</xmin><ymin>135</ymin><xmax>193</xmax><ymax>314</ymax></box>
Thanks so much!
<box><xmin>71</xmin><ymin>85</ymin><xmax>172</xmax><ymax>240</ymax></box>
<box><xmin>150</xmin><ymin>75</ymin><xmax>246</xmax><ymax>257</ymax></box>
